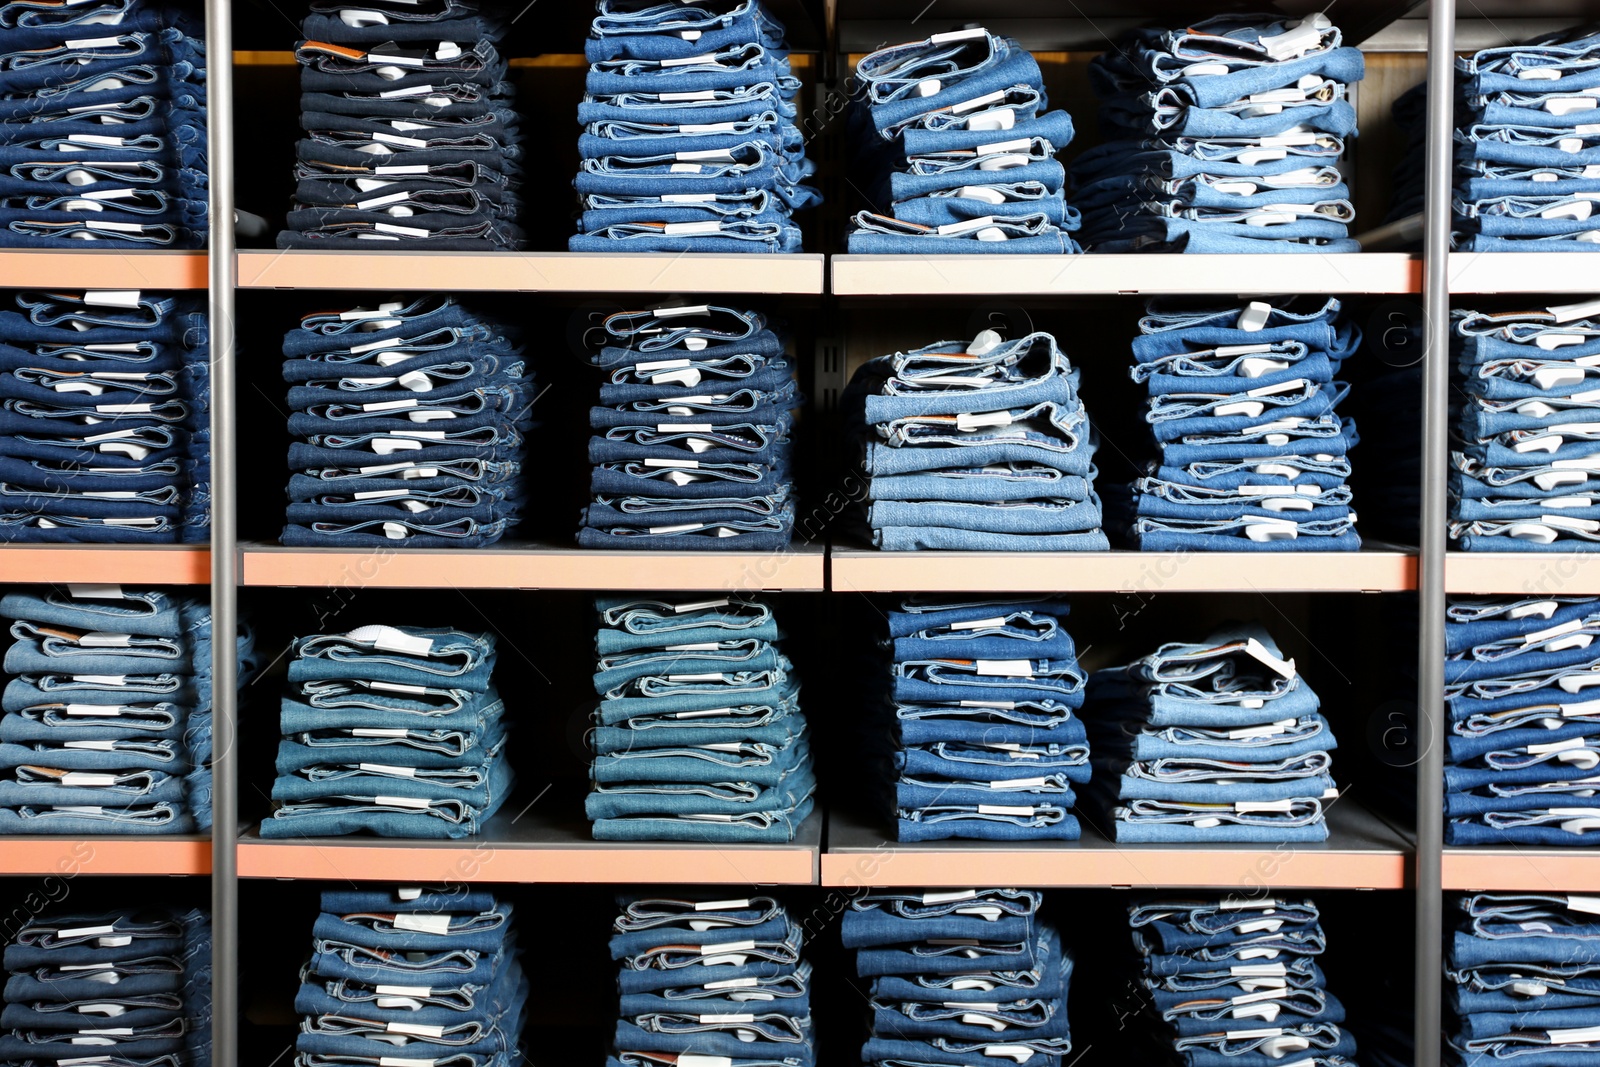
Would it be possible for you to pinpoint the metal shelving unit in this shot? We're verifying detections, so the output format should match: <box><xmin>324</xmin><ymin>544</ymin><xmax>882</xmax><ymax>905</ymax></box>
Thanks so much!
<box><xmin>0</xmin><ymin>837</ymin><xmax>212</xmax><ymax>877</ymax></box>
<box><xmin>0</xmin><ymin>251</ymin><xmax>207</xmax><ymax>289</ymax></box>
<box><xmin>1443</xmin><ymin>848</ymin><xmax>1600</xmax><ymax>891</ymax></box>
<box><xmin>1445</xmin><ymin>552</ymin><xmax>1600</xmax><ymax>595</ymax></box>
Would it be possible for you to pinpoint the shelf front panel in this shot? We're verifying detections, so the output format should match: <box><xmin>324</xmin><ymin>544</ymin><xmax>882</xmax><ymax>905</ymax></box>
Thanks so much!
<box><xmin>238</xmin><ymin>251</ymin><xmax>825</xmax><ymax>293</ymax></box>
<box><xmin>1443</xmin><ymin>848</ymin><xmax>1600</xmax><ymax>891</ymax></box>
<box><xmin>0</xmin><ymin>546</ymin><xmax>210</xmax><ymax>585</ymax></box>
<box><xmin>0</xmin><ymin>251</ymin><xmax>207</xmax><ymax>289</ymax></box>
<box><xmin>830</xmin><ymin>546</ymin><xmax>1417</xmax><ymax>593</ymax></box>
<box><xmin>240</xmin><ymin>541</ymin><xmax>824</xmax><ymax>590</ymax></box>
<box><xmin>237</xmin><ymin>811</ymin><xmax>820</xmax><ymax>883</ymax></box>
<box><xmin>0</xmin><ymin>836</ymin><xmax>210</xmax><ymax>876</ymax></box>
<box><xmin>1446</xmin><ymin>552</ymin><xmax>1600</xmax><ymax>594</ymax></box>
<box><xmin>821</xmin><ymin>805</ymin><xmax>1411</xmax><ymax>889</ymax></box>
<box><xmin>831</xmin><ymin>253</ymin><xmax>1421</xmax><ymax>296</ymax></box>
<box><xmin>1449</xmin><ymin>253</ymin><xmax>1600</xmax><ymax>294</ymax></box>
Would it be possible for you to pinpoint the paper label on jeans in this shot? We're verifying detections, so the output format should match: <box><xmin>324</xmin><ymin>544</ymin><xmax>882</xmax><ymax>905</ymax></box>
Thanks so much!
<box><xmin>704</xmin><ymin>977</ymin><xmax>759</xmax><ymax>991</ymax></box>
<box><xmin>390</xmin><ymin>912</ymin><xmax>451</xmax><ymax>936</ymax></box>
<box><xmin>77</xmin><ymin>290</ymin><xmax>142</xmax><ymax>311</ymax></box>
<box><xmin>352</xmin><ymin>728</ymin><xmax>411</xmax><ymax>739</ymax></box>
<box><xmin>922</xmin><ymin>889</ymin><xmax>978</xmax><ymax>905</ymax></box>
<box><xmin>980</xmin><ymin>1047</ymin><xmax>1034</xmax><ymax>1063</ymax></box>
<box><xmin>677</xmin><ymin>148</ymin><xmax>736</xmax><ymax>163</ymax></box>
<box><xmin>974</xmin><ymin>659</ymin><xmax>1032</xmax><ymax>678</ymax></box>
<box><xmin>360</xmin><ymin>763</ymin><xmax>417</xmax><ymax>777</ymax></box>
<box><xmin>386</xmin><ymin>1022</ymin><xmax>444</xmax><ymax>1038</ymax></box>
<box><xmin>1564</xmin><ymin>894</ymin><xmax>1600</xmax><ymax>915</ymax></box>
<box><xmin>960</xmin><ymin>700</ymin><xmax>1015</xmax><ymax>709</ymax></box>
<box><xmin>379</xmin><ymin>1059</ymin><xmax>435</xmax><ymax>1067</ymax></box>
<box><xmin>678</xmin><ymin>1058</ymin><xmax>732</xmax><ymax>1067</ymax></box>
<box><xmin>698</xmin><ymin>1014</ymin><xmax>755</xmax><ymax>1024</ymax></box>
<box><xmin>670</xmin><ymin>163</ymin><xmax>706</xmax><ymax>173</ymax></box>
<box><xmin>671</xmin><ymin>599</ymin><xmax>730</xmax><ymax>613</ymax></box>
<box><xmin>1548</xmin><ymin>1026</ymin><xmax>1600</xmax><ymax>1045</ymax></box>
<box><xmin>1235</xmin><ymin>800</ymin><xmax>1296</xmax><ymax>814</ymax></box>
<box><xmin>1239</xmin><ymin>638</ymin><xmax>1296</xmax><ymax>678</ymax></box>
<box><xmin>1227</xmin><ymin>720</ymin><xmax>1293</xmax><ymax>739</ymax></box>
<box><xmin>349</xmin><ymin>625</ymin><xmax>436</xmax><ymax>657</ymax></box>
<box><xmin>1526</xmin><ymin>618</ymin><xmax>1585</xmax><ymax>645</ymax></box>
<box><xmin>66</xmin><ymin>583</ymin><xmax>123</xmax><ymax>601</ymax></box>
<box><xmin>978</xmin><ymin>804</ymin><xmax>1034</xmax><ymax>816</ymax></box>
<box><xmin>690</xmin><ymin>899</ymin><xmax>751</xmax><ymax>912</ymax></box>
<box><xmin>59</xmin><ymin>925</ymin><xmax>116</xmax><ymax>938</ymax></box>
<box><xmin>1236</xmin><ymin>948</ymin><xmax>1281</xmax><ymax>960</ymax></box>
<box><xmin>1231</xmin><ymin>963</ymin><xmax>1288</xmax><ymax>977</ymax></box>
<box><xmin>59</xmin><ymin>773</ymin><xmax>118</xmax><ymax>787</ymax></box>
<box><xmin>701</xmin><ymin>940</ymin><xmax>755</xmax><ymax>955</ymax></box>
<box><xmin>949</xmin><ymin>616</ymin><xmax>1007</xmax><ymax>632</ymax></box>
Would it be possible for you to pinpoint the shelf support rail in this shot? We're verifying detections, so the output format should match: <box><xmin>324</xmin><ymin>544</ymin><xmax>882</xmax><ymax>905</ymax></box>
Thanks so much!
<box><xmin>1417</xmin><ymin>1</ymin><xmax>1455</xmax><ymax>1065</ymax></box>
<box><xmin>205</xmin><ymin>0</ymin><xmax>238</xmax><ymax>1060</ymax></box>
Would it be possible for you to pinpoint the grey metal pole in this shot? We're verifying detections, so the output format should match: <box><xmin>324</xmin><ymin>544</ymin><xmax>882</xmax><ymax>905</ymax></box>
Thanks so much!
<box><xmin>1417</xmin><ymin>2</ymin><xmax>1456</xmax><ymax>1066</ymax></box>
<box><xmin>204</xmin><ymin>0</ymin><xmax>237</xmax><ymax>1059</ymax></box>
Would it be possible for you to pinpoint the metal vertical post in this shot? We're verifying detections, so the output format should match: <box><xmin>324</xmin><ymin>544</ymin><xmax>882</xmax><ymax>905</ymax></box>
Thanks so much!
<box><xmin>204</xmin><ymin>0</ymin><xmax>237</xmax><ymax>1059</ymax></box>
<box><xmin>1417</xmin><ymin>2</ymin><xmax>1456</xmax><ymax>1067</ymax></box>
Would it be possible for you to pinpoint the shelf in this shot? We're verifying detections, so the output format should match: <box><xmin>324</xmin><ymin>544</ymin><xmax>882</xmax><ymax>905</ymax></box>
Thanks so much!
<box><xmin>237</xmin><ymin>809</ymin><xmax>821</xmax><ymax>883</ymax></box>
<box><xmin>0</xmin><ymin>836</ymin><xmax>210</xmax><ymax>876</ymax></box>
<box><xmin>0</xmin><ymin>546</ymin><xmax>209</xmax><ymax>584</ymax></box>
<box><xmin>237</xmin><ymin>251</ymin><xmax>825</xmax><ymax>294</ymax></box>
<box><xmin>1444</xmin><ymin>847</ymin><xmax>1600</xmax><ymax>891</ymax></box>
<box><xmin>830</xmin><ymin>254</ymin><xmax>1421</xmax><ymax>297</ymax></box>
<box><xmin>239</xmin><ymin>540</ymin><xmax>824</xmax><ymax>590</ymax></box>
<box><xmin>829</xmin><ymin>545</ymin><xmax>1417</xmax><ymax>593</ymax></box>
<box><xmin>821</xmin><ymin>803</ymin><xmax>1412</xmax><ymax>888</ymax></box>
<box><xmin>1448</xmin><ymin>253</ymin><xmax>1600</xmax><ymax>295</ymax></box>
<box><xmin>0</xmin><ymin>251</ymin><xmax>206</xmax><ymax>290</ymax></box>
<box><xmin>1446</xmin><ymin>551</ymin><xmax>1600</xmax><ymax>594</ymax></box>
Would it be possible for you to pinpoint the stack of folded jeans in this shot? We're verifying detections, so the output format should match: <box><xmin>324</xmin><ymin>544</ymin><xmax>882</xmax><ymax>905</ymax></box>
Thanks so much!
<box><xmin>1124</xmin><ymin>296</ymin><xmax>1362</xmax><ymax>550</ymax></box>
<box><xmin>280</xmin><ymin>0</ymin><xmax>522</xmax><ymax>250</ymax></box>
<box><xmin>608</xmin><ymin>894</ymin><xmax>814</xmax><ymax>1067</ymax></box>
<box><xmin>846</xmin><ymin>889</ymin><xmax>1072</xmax><ymax>1067</ymax></box>
<box><xmin>588</xmin><ymin>594</ymin><xmax>813</xmax><ymax>842</ymax></box>
<box><xmin>0</xmin><ymin>908</ymin><xmax>211</xmax><ymax>1067</ymax></box>
<box><xmin>1126</xmin><ymin>898</ymin><xmax>1357</xmax><ymax>1067</ymax></box>
<box><xmin>870</xmin><ymin>598</ymin><xmax>1088</xmax><ymax>841</ymax></box>
<box><xmin>845</xmin><ymin>27</ymin><xmax>1081</xmax><ymax>254</ymax></box>
<box><xmin>1073</xmin><ymin>13</ymin><xmax>1365</xmax><ymax>253</ymax></box>
<box><xmin>1082</xmin><ymin>625</ymin><xmax>1340</xmax><ymax>843</ymax></box>
<box><xmin>843</xmin><ymin>329</ymin><xmax>1107</xmax><ymax>551</ymax></box>
<box><xmin>1447</xmin><ymin>893</ymin><xmax>1600</xmax><ymax>1067</ymax></box>
<box><xmin>261</xmin><ymin>623</ymin><xmax>512</xmax><ymax>839</ymax></box>
<box><xmin>579</xmin><ymin>303</ymin><xmax>797</xmax><ymax>550</ymax></box>
<box><xmin>294</xmin><ymin>887</ymin><xmax>526</xmax><ymax>1067</ymax></box>
<box><xmin>0</xmin><ymin>585</ymin><xmax>245</xmax><ymax>834</ymax></box>
<box><xmin>281</xmin><ymin>296</ymin><xmax>530</xmax><ymax>549</ymax></box>
<box><xmin>1450</xmin><ymin>302</ymin><xmax>1600</xmax><ymax>550</ymax></box>
<box><xmin>1453</xmin><ymin>26</ymin><xmax>1600</xmax><ymax>253</ymax></box>
<box><xmin>1445</xmin><ymin>595</ymin><xmax>1600</xmax><ymax>845</ymax></box>
<box><xmin>0</xmin><ymin>290</ymin><xmax>210</xmax><ymax>542</ymax></box>
<box><xmin>0</xmin><ymin>0</ymin><xmax>207</xmax><ymax>249</ymax></box>
<box><xmin>572</xmin><ymin>0</ymin><xmax>818</xmax><ymax>253</ymax></box>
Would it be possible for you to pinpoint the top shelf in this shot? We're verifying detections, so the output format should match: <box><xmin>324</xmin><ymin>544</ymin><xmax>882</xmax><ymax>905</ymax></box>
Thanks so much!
<box><xmin>831</xmin><ymin>254</ymin><xmax>1422</xmax><ymax>296</ymax></box>
<box><xmin>237</xmin><ymin>251</ymin><xmax>824</xmax><ymax>294</ymax></box>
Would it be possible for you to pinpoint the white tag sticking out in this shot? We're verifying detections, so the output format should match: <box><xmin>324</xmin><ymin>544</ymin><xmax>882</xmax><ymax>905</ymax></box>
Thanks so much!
<box><xmin>974</xmin><ymin>660</ymin><xmax>1033</xmax><ymax>678</ymax></box>
<box><xmin>391</xmin><ymin>913</ymin><xmax>451</xmax><ymax>935</ymax></box>
<box><xmin>67</xmin><ymin>584</ymin><xmax>123</xmax><ymax>599</ymax></box>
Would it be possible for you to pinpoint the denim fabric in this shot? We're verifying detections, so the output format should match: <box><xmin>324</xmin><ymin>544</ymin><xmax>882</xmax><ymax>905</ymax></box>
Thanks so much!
<box><xmin>0</xmin><ymin>586</ymin><xmax>251</xmax><ymax>832</ymax></box>
<box><xmin>279</xmin><ymin>4</ymin><xmax>521</xmax><ymax>249</ymax></box>
<box><xmin>1074</xmin><ymin>13</ymin><xmax>1363</xmax><ymax>252</ymax></box>
<box><xmin>579</xmin><ymin>305</ymin><xmax>798</xmax><ymax>550</ymax></box>
<box><xmin>845</xmin><ymin>894</ymin><xmax>1070</xmax><ymax>1067</ymax></box>
<box><xmin>570</xmin><ymin>5</ymin><xmax>817</xmax><ymax>251</ymax></box>
<box><xmin>1083</xmin><ymin>626</ymin><xmax>1339</xmax><ymax>842</ymax></box>
<box><xmin>281</xmin><ymin>299</ymin><xmax>528</xmax><ymax>548</ymax></box>
<box><xmin>1444</xmin><ymin>595</ymin><xmax>1600</xmax><ymax>843</ymax></box>
<box><xmin>844</xmin><ymin>330</ymin><xmax>1103</xmax><ymax>552</ymax></box>
<box><xmin>586</xmin><ymin>594</ymin><xmax>813</xmax><ymax>842</ymax></box>
<box><xmin>263</xmin><ymin>617</ymin><xmax>512</xmax><ymax>839</ymax></box>
<box><xmin>1118</xmin><ymin>296</ymin><xmax>1361</xmax><ymax>550</ymax></box>
<box><xmin>846</xmin><ymin>29</ymin><xmax>1080</xmax><ymax>254</ymax></box>
<box><xmin>0</xmin><ymin>291</ymin><xmax>209</xmax><ymax>542</ymax></box>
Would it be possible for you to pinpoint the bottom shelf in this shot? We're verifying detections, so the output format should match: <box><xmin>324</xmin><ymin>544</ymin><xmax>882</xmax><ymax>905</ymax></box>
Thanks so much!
<box><xmin>821</xmin><ymin>802</ymin><xmax>1412</xmax><ymax>888</ymax></box>
<box><xmin>1443</xmin><ymin>846</ymin><xmax>1600</xmax><ymax>891</ymax></box>
<box><xmin>237</xmin><ymin>809</ymin><xmax>821</xmax><ymax>883</ymax></box>
<box><xmin>0</xmin><ymin>835</ymin><xmax>210</xmax><ymax>876</ymax></box>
